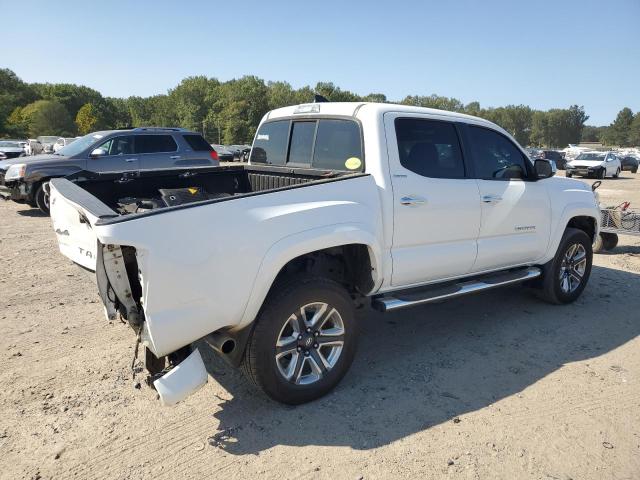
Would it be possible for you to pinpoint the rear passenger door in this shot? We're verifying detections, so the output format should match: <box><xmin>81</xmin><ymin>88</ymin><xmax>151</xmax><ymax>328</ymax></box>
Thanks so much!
<box><xmin>385</xmin><ymin>114</ymin><xmax>481</xmax><ymax>286</ymax></box>
<box><xmin>88</xmin><ymin>135</ymin><xmax>139</xmax><ymax>173</ymax></box>
<box><xmin>464</xmin><ymin>125</ymin><xmax>551</xmax><ymax>272</ymax></box>
<box><xmin>135</xmin><ymin>134</ymin><xmax>180</xmax><ymax>170</ymax></box>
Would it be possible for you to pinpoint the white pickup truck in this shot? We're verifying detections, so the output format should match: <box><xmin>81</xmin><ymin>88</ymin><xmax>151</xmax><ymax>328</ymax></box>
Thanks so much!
<box><xmin>49</xmin><ymin>102</ymin><xmax>600</xmax><ymax>405</ymax></box>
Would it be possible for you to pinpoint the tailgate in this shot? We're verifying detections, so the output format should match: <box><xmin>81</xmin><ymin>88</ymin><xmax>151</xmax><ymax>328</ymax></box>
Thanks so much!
<box><xmin>49</xmin><ymin>178</ymin><xmax>117</xmax><ymax>271</ymax></box>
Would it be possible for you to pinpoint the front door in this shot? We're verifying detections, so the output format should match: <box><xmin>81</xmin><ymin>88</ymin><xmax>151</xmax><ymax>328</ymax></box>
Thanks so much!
<box><xmin>464</xmin><ymin>125</ymin><xmax>551</xmax><ymax>272</ymax></box>
<box><xmin>385</xmin><ymin>114</ymin><xmax>481</xmax><ymax>287</ymax></box>
<box><xmin>88</xmin><ymin>135</ymin><xmax>139</xmax><ymax>173</ymax></box>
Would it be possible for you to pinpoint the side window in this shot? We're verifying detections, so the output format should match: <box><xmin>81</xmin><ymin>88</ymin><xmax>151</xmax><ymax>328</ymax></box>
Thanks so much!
<box><xmin>135</xmin><ymin>135</ymin><xmax>177</xmax><ymax>154</ymax></box>
<box><xmin>96</xmin><ymin>136</ymin><xmax>134</xmax><ymax>155</ymax></box>
<box><xmin>250</xmin><ymin>120</ymin><xmax>289</xmax><ymax>165</ymax></box>
<box><xmin>467</xmin><ymin>126</ymin><xmax>528</xmax><ymax>180</ymax></box>
<box><xmin>312</xmin><ymin>120</ymin><xmax>363</xmax><ymax>171</ymax></box>
<box><xmin>288</xmin><ymin>121</ymin><xmax>316</xmax><ymax>166</ymax></box>
<box><xmin>395</xmin><ymin>118</ymin><xmax>465</xmax><ymax>178</ymax></box>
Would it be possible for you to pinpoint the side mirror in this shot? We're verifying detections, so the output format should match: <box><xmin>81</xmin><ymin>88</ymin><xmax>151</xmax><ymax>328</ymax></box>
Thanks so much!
<box><xmin>534</xmin><ymin>159</ymin><xmax>554</xmax><ymax>179</ymax></box>
<box><xmin>90</xmin><ymin>148</ymin><xmax>107</xmax><ymax>158</ymax></box>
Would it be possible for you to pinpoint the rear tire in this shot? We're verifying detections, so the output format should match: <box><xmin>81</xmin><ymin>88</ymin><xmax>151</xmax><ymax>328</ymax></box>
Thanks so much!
<box><xmin>538</xmin><ymin>228</ymin><xmax>592</xmax><ymax>305</ymax></box>
<box><xmin>242</xmin><ymin>275</ymin><xmax>358</xmax><ymax>404</ymax></box>
<box><xmin>35</xmin><ymin>182</ymin><xmax>50</xmax><ymax>215</ymax></box>
<box><xmin>593</xmin><ymin>233</ymin><xmax>604</xmax><ymax>253</ymax></box>
<box><xmin>601</xmin><ymin>232</ymin><xmax>618</xmax><ymax>251</ymax></box>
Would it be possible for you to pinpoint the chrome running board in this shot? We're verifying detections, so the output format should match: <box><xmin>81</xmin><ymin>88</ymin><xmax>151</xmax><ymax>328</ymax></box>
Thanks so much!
<box><xmin>372</xmin><ymin>267</ymin><xmax>541</xmax><ymax>312</ymax></box>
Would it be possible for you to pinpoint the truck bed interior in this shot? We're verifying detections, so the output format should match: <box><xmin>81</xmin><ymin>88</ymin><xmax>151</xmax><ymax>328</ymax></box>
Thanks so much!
<box><xmin>65</xmin><ymin>165</ymin><xmax>358</xmax><ymax>216</ymax></box>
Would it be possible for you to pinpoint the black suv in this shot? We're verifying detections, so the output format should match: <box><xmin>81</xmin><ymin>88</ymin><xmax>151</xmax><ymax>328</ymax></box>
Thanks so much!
<box><xmin>0</xmin><ymin>128</ymin><xmax>218</xmax><ymax>214</ymax></box>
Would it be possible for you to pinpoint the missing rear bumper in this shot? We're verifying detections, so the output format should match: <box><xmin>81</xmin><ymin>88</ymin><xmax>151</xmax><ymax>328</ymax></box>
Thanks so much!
<box><xmin>153</xmin><ymin>348</ymin><xmax>208</xmax><ymax>406</ymax></box>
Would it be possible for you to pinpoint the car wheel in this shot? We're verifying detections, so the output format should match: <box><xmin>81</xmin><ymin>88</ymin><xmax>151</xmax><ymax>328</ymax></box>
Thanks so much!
<box><xmin>598</xmin><ymin>168</ymin><xmax>606</xmax><ymax>179</ymax></box>
<box><xmin>633</xmin><ymin>168</ymin><xmax>638</xmax><ymax>174</ymax></box>
<box><xmin>613</xmin><ymin>168</ymin><xmax>620</xmax><ymax>178</ymax></box>
<box><xmin>566</xmin><ymin>172</ymin><xmax>573</xmax><ymax>178</ymax></box>
<box><xmin>593</xmin><ymin>233</ymin><xmax>604</xmax><ymax>253</ymax></box>
<box><xmin>242</xmin><ymin>275</ymin><xmax>358</xmax><ymax>404</ymax></box>
<box><xmin>35</xmin><ymin>182</ymin><xmax>50</xmax><ymax>215</ymax></box>
<box><xmin>538</xmin><ymin>228</ymin><xmax>592</xmax><ymax>305</ymax></box>
<box><xmin>601</xmin><ymin>232</ymin><xmax>619</xmax><ymax>251</ymax></box>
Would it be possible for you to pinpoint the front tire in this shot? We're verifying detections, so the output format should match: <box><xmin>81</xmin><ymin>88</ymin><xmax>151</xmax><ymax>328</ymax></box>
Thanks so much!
<box><xmin>598</xmin><ymin>168</ymin><xmax>606</xmax><ymax>179</ymax></box>
<box><xmin>539</xmin><ymin>228</ymin><xmax>592</xmax><ymax>304</ymax></box>
<box><xmin>35</xmin><ymin>182</ymin><xmax>50</xmax><ymax>215</ymax></box>
<box><xmin>242</xmin><ymin>275</ymin><xmax>358</xmax><ymax>404</ymax></box>
<box><xmin>613</xmin><ymin>168</ymin><xmax>620</xmax><ymax>178</ymax></box>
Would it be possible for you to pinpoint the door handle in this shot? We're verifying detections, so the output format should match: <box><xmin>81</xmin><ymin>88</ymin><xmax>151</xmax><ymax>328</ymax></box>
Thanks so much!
<box><xmin>482</xmin><ymin>194</ymin><xmax>503</xmax><ymax>203</ymax></box>
<box><xmin>400</xmin><ymin>195</ymin><xmax>427</xmax><ymax>206</ymax></box>
<box><xmin>170</xmin><ymin>155</ymin><xmax>181</xmax><ymax>160</ymax></box>
<box><xmin>125</xmin><ymin>158</ymin><xmax>138</xmax><ymax>163</ymax></box>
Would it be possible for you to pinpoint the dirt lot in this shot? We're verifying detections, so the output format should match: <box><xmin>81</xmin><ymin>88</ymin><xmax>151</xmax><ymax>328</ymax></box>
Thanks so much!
<box><xmin>1</xmin><ymin>172</ymin><xmax>639</xmax><ymax>480</ymax></box>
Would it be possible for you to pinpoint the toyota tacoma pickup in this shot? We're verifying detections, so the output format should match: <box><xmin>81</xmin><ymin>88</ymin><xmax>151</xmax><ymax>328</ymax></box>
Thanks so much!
<box><xmin>49</xmin><ymin>102</ymin><xmax>600</xmax><ymax>405</ymax></box>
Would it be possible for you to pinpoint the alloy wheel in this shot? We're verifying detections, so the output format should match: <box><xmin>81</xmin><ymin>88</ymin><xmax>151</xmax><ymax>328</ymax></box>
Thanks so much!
<box><xmin>559</xmin><ymin>243</ymin><xmax>587</xmax><ymax>293</ymax></box>
<box><xmin>275</xmin><ymin>302</ymin><xmax>345</xmax><ymax>385</ymax></box>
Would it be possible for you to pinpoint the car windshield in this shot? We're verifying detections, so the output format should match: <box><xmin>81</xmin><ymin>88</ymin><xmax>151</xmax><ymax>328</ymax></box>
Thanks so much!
<box><xmin>38</xmin><ymin>136</ymin><xmax>59</xmax><ymax>143</ymax></box>
<box><xmin>0</xmin><ymin>141</ymin><xmax>22</xmax><ymax>148</ymax></box>
<box><xmin>56</xmin><ymin>132</ymin><xmax>109</xmax><ymax>156</ymax></box>
<box><xmin>576</xmin><ymin>152</ymin><xmax>605</xmax><ymax>161</ymax></box>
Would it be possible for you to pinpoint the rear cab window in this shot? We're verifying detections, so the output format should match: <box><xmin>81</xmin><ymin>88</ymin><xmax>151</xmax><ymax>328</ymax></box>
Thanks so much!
<box><xmin>251</xmin><ymin>118</ymin><xmax>363</xmax><ymax>172</ymax></box>
<box><xmin>394</xmin><ymin>118</ymin><xmax>465</xmax><ymax>178</ymax></box>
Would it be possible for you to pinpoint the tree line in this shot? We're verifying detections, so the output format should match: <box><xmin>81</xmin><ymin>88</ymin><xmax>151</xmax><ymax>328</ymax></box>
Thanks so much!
<box><xmin>1</xmin><ymin>68</ymin><xmax>638</xmax><ymax>147</ymax></box>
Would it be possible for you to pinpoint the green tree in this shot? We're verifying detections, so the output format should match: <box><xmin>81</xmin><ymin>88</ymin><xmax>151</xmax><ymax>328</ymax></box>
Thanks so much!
<box><xmin>31</xmin><ymin>83</ymin><xmax>104</xmax><ymax>120</ymax></box>
<box><xmin>603</xmin><ymin>107</ymin><xmax>634</xmax><ymax>146</ymax></box>
<box><xmin>75</xmin><ymin>103</ymin><xmax>98</xmax><ymax>134</ymax></box>
<box><xmin>0</xmin><ymin>68</ymin><xmax>39</xmax><ymax>135</ymax></box>
<box><xmin>4</xmin><ymin>107</ymin><xmax>29</xmax><ymax>137</ymax></box>
<box><xmin>401</xmin><ymin>94</ymin><xmax>465</xmax><ymax>112</ymax></box>
<box><xmin>21</xmin><ymin>100</ymin><xmax>74</xmax><ymax>136</ymax></box>
<box><xmin>169</xmin><ymin>76</ymin><xmax>219</xmax><ymax>132</ymax></box>
<box><xmin>628</xmin><ymin>113</ymin><xmax>640</xmax><ymax>146</ymax></box>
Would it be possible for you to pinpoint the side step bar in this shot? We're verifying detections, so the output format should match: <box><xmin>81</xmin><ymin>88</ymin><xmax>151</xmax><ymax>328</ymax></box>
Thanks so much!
<box><xmin>372</xmin><ymin>267</ymin><xmax>541</xmax><ymax>312</ymax></box>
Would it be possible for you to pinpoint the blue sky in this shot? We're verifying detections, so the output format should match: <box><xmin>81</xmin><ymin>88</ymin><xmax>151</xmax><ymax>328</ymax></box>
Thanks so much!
<box><xmin>1</xmin><ymin>0</ymin><xmax>638</xmax><ymax>125</ymax></box>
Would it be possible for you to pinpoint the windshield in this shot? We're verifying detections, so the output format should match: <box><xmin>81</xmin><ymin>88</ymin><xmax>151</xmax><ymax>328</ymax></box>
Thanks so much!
<box><xmin>56</xmin><ymin>132</ymin><xmax>108</xmax><ymax>157</ymax></box>
<box><xmin>576</xmin><ymin>152</ymin><xmax>606</xmax><ymax>161</ymax></box>
<box><xmin>37</xmin><ymin>136</ymin><xmax>59</xmax><ymax>144</ymax></box>
<box><xmin>0</xmin><ymin>141</ymin><xmax>22</xmax><ymax>148</ymax></box>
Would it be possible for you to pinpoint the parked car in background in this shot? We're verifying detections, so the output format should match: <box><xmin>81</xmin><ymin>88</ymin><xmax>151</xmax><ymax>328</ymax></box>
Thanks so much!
<box><xmin>525</xmin><ymin>147</ymin><xmax>544</xmax><ymax>160</ymax></box>
<box><xmin>565</xmin><ymin>151</ymin><xmax>622</xmax><ymax>179</ymax></box>
<box><xmin>210</xmin><ymin>144</ymin><xmax>235</xmax><ymax>161</ymax></box>
<box><xmin>542</xmin><ymin>150</ymin><xmax>566</xmax><ymax>170</ymax></box>
<box><xmin>48</xmin><ymin>102</ymin><xmax>599</xmax><ymax>406</ymax></box>
<box><xmin>0</xmin><ymin>127</ymin><xmax>219</xmax><ymax>214</ymax></box>
<box><xmin>25</xmin><ymin>139</ymin><xmax>44</xmax><ymax>156</ymax></box>
<box><xmin>37</xmin><ymin>136</ymin><xmax>61</xmax><ymax>153</ymax></box>
<box><xmin>53</xmin><ymin>137</ymin><xmax>78</xmax><ymax>153</ymax></box>
<box><xmin>229</xmin><ymin>144</ymin><xmax>252</xmax><ymax>162</ymax></box>
<box><xmin>0</xmin><ymin>140</ymin><xmax>27</xmax><ymax>160</ymax></box>
<box><xmin>620</xmin><ymin>155</ymin><xmax>639</xmax><ymax>173</ymax></box>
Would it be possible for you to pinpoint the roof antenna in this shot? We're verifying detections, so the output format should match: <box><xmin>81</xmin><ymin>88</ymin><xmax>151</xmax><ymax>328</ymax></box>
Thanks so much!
<box><xmin>314</xmin><ymin>94</ymin><xmax>329</xmax><ymax>103</ymax></box>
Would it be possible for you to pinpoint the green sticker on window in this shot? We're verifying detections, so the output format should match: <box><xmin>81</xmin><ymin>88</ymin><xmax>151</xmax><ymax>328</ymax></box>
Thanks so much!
<box><xmin>345</xmin><ymin>157</ymin><xmax>362</xmax><ymax>170</ymax></box>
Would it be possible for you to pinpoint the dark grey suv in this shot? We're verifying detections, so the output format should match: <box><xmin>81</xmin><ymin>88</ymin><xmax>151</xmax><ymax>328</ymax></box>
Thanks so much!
<box><xmin>0</xmin><ymin>128</ymin><xmax>219</xmax><ymax>214</ymax></box>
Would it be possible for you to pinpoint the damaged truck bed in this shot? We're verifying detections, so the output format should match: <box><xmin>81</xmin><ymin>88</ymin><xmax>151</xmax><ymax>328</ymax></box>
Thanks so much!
<box><xmin>49</xmin><ymin>163</ymin><xmax>376</xmax><ymax>404</ymax></box>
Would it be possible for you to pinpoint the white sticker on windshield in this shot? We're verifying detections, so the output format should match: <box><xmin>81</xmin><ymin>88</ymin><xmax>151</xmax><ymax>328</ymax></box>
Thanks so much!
<box><xmin>257</xmin><ymin>134</ymin><xmax>269</xmax><ymax>141</ymax></box>
<box><xmin>92</xmin><ymin>134</ymin><xmax>104</xmax><ymax>139</ymax></box>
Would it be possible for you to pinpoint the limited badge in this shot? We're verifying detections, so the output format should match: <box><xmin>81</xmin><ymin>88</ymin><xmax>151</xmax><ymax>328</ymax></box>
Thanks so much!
<box><xmin>344</xmin><ymin>157</ymin><xmax>362</xmax><ymax>170</ymax></box>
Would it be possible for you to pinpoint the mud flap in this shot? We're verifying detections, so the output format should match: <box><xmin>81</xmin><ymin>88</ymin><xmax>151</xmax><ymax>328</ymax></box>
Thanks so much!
<box><xmin>153</xmin><ymin>349</ymin><xmax>208</xmax><ymax>406</ymax></box>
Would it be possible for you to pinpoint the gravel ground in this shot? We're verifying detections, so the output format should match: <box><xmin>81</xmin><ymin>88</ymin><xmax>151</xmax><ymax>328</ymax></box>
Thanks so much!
<box><xmin>1</xmin><ymin>172</ymin><xmax>639</xmax><ymax>480</ymax></box>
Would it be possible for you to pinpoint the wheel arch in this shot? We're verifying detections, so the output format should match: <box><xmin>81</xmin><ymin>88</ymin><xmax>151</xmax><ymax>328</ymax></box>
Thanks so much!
<box><xmin>237</xmin><ymin>224</ymin><xmax>383</xmax><ymax>330</ymax></box>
